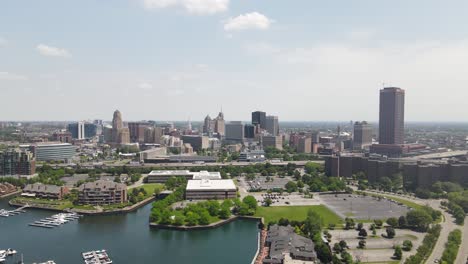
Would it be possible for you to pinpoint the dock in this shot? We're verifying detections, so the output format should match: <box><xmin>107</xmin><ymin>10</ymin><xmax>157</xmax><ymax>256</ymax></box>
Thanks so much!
<box><xmin>0</xmin><ymin>205</ymin><xmax>29</xmax><ymax>217</ymax></box>
<box><xmin>29</xmin><ymin>212</ymin><xmax>82</xmax><ymax>228</ymax></box>
<box><xmin>82</xmin><ymin>250</ymin><xmax>113</xmax><ymax>264</ymax></box>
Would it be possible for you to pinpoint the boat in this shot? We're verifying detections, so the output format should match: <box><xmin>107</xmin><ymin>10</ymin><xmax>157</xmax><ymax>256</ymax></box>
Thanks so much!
<box><xmin>6</xmin><ymin>248</ymin><xmax>17</xmax><ymax>255</ymax></box>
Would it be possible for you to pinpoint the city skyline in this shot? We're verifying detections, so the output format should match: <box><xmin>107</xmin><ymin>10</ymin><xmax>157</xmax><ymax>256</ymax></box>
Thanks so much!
<box><xmin>2</xmin><ymin>1</ymin><xmax>468</xmax><ymax>121</ymax></box>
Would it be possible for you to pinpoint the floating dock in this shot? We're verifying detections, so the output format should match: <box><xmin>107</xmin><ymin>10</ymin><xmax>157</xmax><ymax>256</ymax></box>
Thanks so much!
<box><xmin>29</xmin><ymin>212</ymin><xmax>82</xmax><ymax>228</ymax></box>
<box><xmin>0</xmin><ymin>205</ymin><xmax>29</xmax><ymax>217</ymax></box>
<box><xmin>82</xmin><ymin>250</ymin><xmax>113</xmax><ymax>264</ymax></box>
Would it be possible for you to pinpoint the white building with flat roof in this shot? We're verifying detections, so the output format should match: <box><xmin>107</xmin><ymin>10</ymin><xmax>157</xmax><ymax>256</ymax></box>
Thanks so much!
<box><xmin>185</xmin><ymin>179</ymin><xmax>236</xmax><ymax>200</ymax></box>
<box><xmin>146</xmin><ymin>170</ymin><xmax>221</xmax><ymax>183</ymax></box>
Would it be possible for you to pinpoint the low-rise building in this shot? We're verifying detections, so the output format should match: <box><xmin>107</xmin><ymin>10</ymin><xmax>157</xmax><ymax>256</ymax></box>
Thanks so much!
<box><xmin>264</xmin><ymin>224</ymin><xmax>317</xmax><ymax>264</ymax></box>
<box><xmin>146</xmin><ymin>170</ymin><xmax>221</xmax><ymax>183</ymax></box>
<box><xmin>28</xmin><ymin>142</ymin><xmax>77</xmax><ymax>162</ymax></box>
<box><xmin>185</xmin><ymin>179</ymin><xmax>236</xmax><ymax>200</ymax></box>
<box><xmin>0</xmin><ymin>183</ymin><xmax>17</xmax><ymax>196</ymax></box>
<box><xmin>78</xmin><ymin>180</ymin><xmax>127</xmax><ymax>205</ymax></box>
<box><xmin>22</xmin><ymin>183</ymin><xmax>69</xmax><ymax>199</ymax></box>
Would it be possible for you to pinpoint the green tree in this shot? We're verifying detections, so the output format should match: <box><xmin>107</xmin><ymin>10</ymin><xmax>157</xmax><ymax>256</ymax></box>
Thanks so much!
<box><xmin>185</xmin><ymin>211</ymin><xmax>199</xmax><ymax>226</ymax></box>
<box><xmin>393</xmin><ymin>245</ymin><xmax>402</xmax><ymax>260</ymax></box>
<box><xmin>406</xmin><ymin>209</ymin><xmax>433</xmax><ymax>231</ymax></box>
<box><xmin>386</xmin><ymin>227</ymin><xmax>396</xmax><ymax>238</ymax></box>
<box><xmin>242</xmin><ymin>195</ymin><xmax>258</xmax><ymax>210</ymax></box>
<box><xmin>402</xmin><ymin>240</ymin><xmax>413</xmax><ymax>251</ymax></box>
<box><xmin>358</xmin><ymin>228</ymin><xmax>368</xmax><ymax>238</ymax></box>
<box><xmin>219</xmin><ymin>207</ymin><xmax>231</xmax><ymax>219</ymax></box>
<box><xmin>387</xmin><ymin>217</ymin><xmax>399</xmax><ymax>228</ymax></box>
<box><xmin>358</xmin><ymin>240</ymin><xmax>366</xmax><ymax>249</ymax></box>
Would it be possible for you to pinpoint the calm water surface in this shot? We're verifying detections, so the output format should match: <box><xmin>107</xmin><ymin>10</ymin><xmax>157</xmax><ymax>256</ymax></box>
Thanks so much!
<box><xmin>0</xmin><ymin>197</ymin><xmax>259</xmax><ymax>264</ymax></box>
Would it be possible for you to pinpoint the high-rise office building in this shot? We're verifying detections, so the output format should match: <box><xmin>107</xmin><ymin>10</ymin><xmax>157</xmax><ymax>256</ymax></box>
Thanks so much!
<box><xmin>213</xmin><ymin>111</ymin><xmax>225</xmax><ymax>136</ymax></box>
<box><xmin>353</xmin><ymin>121</ymin><xmax>373</xmax><ymax>150</ymax></box>
<box><xmin>262</xmin><ymin>135</ymin><xmax>283</xmax><ymax>150</ymax></box>
<box><xmin>252</xmin><ymin>111</ymin><xmax>266</xmax><ymax>129</ymax></box>
<box><xmin>203</xmin><ymin>115</ymin><xmax>212</xmax><ymax>134</ymax></box>
<box><xmin>68</xmin><ymin>122</ymin><xmax>97</xmax><ymax>139</ymax></box>
<box><xmin>111</xmin><ymin>110</ymin><xmax>130</xmax><ymax>144</ymax></box>
<box><xmin>379</xmin><ymin>87</ymin><xmax>405</xmax><ymax>145</ymax></box>
<box><xmin>0</xmin><ymin>149</ymin><xmax>36</xmax><ymax>176</ymax></box>
<box><xmin>244</xmin><ymin>124</ymin><xmax>255</xmax><ymax>139</ymax></box>
<box><xmin>297</xmin><ymin>137</ymin><xmax>312</xmax><ymax>153</ymax></box>
<box><xmin>225</xmin><ymin>121</ymin><xmax>244</xmax><ymax>142</ymax></box>
<box><xmin>128</xmin><ymin>122</ymin><xmax>150</xmax><ymax>143</ymax></box>
<box><xmin>266</xmin><ymin>115</ymin><xmax>279</xmax><ymax>136</ymax></box>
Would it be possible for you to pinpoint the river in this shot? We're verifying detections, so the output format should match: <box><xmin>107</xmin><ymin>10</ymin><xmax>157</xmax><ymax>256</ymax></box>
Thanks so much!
<box><xmin>0</xmin><ymin>197</ymin><xmax>259</xmax><ymax>264</ymax></box>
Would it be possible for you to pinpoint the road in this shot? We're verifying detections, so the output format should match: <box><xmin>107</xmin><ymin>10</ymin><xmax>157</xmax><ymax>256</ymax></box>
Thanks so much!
<box><xmin>362</xmin><ymin>190</ymin><xmax>460</xmax><ymax>264</ymax></box>
<box><xmin>455</xmin><ymin>216</ymin><xmax>468</xmax><ymax>264</ymax></box>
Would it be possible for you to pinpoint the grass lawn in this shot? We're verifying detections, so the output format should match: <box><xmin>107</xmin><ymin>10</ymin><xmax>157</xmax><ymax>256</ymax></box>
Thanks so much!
<box><xmin>12</xmin><ymin>197</ymin><xmax>73</xmax><ymax>210</ymax></box>
<box><xmin>129</xmin><ymin>183</ymin><xmax>163</xmax><ymax>195</ymax></box>
<box><xmin>254</xmin><ymin>205</ymin><xmax>343</xmax><ymax>225</ymax></box>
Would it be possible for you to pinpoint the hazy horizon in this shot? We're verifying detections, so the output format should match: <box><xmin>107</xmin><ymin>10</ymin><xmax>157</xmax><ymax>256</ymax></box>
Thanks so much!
<box><xmin>2</xmin><ymin>0</ymin><xmax>468</xmax><ymax>122</ymax></box>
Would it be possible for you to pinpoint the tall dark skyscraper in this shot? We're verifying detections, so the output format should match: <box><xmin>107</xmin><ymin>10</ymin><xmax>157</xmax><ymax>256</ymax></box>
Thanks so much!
<box><xmin>379</xmin><ymin>87</ymin><xmax>405</xmax><ymax>145</ymax></box>
<box><xmin>251</xmin><ymin>111</ymin><xmax>266</xmax><ymax>129</ymax></box>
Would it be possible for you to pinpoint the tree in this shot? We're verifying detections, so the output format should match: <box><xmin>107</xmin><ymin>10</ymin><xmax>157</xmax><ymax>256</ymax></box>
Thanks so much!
<box><xmin>333</xmin><ymin>243</ymin><xmax>343</xmax><ymax>253</ymax></box>
<box><xmin>173</xmin><ymin>215</ymin><xmax>185</xmax><ymax>226</ymax></box>
<box><xmin>242</xmin><ymin>195</ymin><xmax>258</xmax><ymax>210</ymax></box>
<box><xmin>303</xmin><ymin>210</ymin><xmax>324</xmax><ymax>238</ymax></box>
<box><xmin>357</xmin><ymin>222</ymin><xmax>364</xmax><ymax>230</ymax></box>
<box><xmin>374</xmin><ymin>219</ymin><xmax>383</xmax><ymax>228</ymax></box>
<box><xmin>393</xmin><ymin>245</ymin><xmax>402</xmax><ymax>260</ymax></box>
<box><xmin>285</xmin><ymin>181</ymin><xmax>298</xmax><ymax>193</ymax></box>
<box><xmin>406</xmin><ymin>209</ymin><xmax>433</xmax><ymax>231</ymax></box>
<box><xmin>198</xmin><ymin>210</ymin><xmax>210</xmax><ymax>225</ymax></box>
<box><xmin>358</xmin><ymin>240</ymin><xmax>366</xmax><ymax>249</ymax></box>
<box><xmin>315</xmin><ymin>243</ymin><xmax>333</xmax><ymax>263</ymax></box>
<box><xmin>345</xmin><ymin>217</ymin><xmax>355</xmax><ymax>230</ymax></box>
<box><xmin>339</xmin><ymin>240</ymin><xmax>348</xmax><ymax>250</ymax></box>
<box><xmin>206</xmin><ymin>200</ymin><xmax>221</xmax><ymax>216</ymax></box>
<box><xmin>386</xmin><ymin>227</ymin><xmax>396</xmax><ymax>238</ymax></box>
<box><xmin>185</xmin><ymin>211</ymin><xmax>198</xmax><ymax>226</ymax></box>
<box><xmin>398</xmin><ymin>215</ymin><xmax>407</xmax><ymax>228</ymax></box>
<box><xmin>219</xmin><ymin>207</ymin><xmax>231</xmax><ymax>219</ymax></box>
<box><xmin>387</xmin><ymin>217</ymin><xmax>399</xmax><ymax>228</ymax></box>
<box><xmin>358</xmin><ymin>228</ymin><xmax>368</xmax><ymax>238</ymax></box>
<box><xmin>341</xmin><ymin>251</ymin><xmax>353</xmax><ymax>264</ymax></box>
<box><xmin>264</xmin><ymin>198</ymin><xmax>273</xmax><ymax>207</ymax></box>
<box><xmin>402</xmin><ymin>240</ymin><xmax>413</xmax><ymax>251</ymax></box>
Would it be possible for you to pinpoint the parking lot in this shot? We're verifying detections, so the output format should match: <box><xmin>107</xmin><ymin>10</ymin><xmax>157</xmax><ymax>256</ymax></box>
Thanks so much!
<box><xmin>319</xmin><ymin>193</ymin><xmax>410</xmax><ymax>220</ymax></box>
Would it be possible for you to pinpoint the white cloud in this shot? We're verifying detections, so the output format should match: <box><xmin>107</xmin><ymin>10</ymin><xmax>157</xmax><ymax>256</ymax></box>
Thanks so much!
<box><xmin>36</xmin><ymin>44</ymin><xmax>71</xmax><ymax>58</ymax></box>
<box><xmin>142</xmin><ymin>0</ymin><xmax>228</xmax><ymax>15</ymax></box>
<box><xmin>138</xmin><ymin>82</ymin><xmax>153</xmax><ymax>90</ymax></box>
<box><xmin>224</xmin><ymin>12</ymin><xmax>272</xmax><ymax>31</ymax></box>
<box><xmin>0</xmin><ymin>72</ymin><xmax>28</xmax><ymax>81</ymax></box>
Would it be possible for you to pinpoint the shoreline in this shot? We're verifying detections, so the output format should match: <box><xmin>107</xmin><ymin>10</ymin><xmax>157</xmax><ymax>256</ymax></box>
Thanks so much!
<box><xmin>149</xmin><ymin>215</ymin><xmax>263</xmax><ymax>231</ymax></box>
<box><xmin>0</xmin><ymin>189</ymin><xmax>22</xmax><ymax>199</ymax></box>
<box><xmin>8</xmin><ymin>195</ymin><xmax>156</xmax><ymax>215</ymax></box>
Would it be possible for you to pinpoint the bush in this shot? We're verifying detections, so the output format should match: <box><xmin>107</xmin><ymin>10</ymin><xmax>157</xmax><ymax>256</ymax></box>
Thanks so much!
<box><xmin>404</xmin><ymin>225</ymin><xmax>441</xmax><ymax>264</ymax></box>
<box><xmin>402</xmin><ymin>240</ymin><xmax>413</xmax><ymax>251</ymax></box>
<box><xmin>441</xmin><ymin>229</ymin><xmax>462</xmax><ymax>264</ymax></box>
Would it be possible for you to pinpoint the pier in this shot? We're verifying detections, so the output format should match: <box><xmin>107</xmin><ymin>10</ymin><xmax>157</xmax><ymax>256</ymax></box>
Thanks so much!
<box><xmin>29</xmin><ymin>213</ymin><xmax>82</xmax><ymax>229</ymax></box>
<box><xmin>0</xmin><ymin>205</ymin><xmax>29</xmax><ymax>217</ymax></box>
<box><xmin>82</xmin><ymin>250</ymin><xmax>113</xmax><ymax>264</ymax></box>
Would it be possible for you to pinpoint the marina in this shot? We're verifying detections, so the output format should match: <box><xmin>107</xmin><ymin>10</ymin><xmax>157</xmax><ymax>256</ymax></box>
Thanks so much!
<box><xmin>0</xmin><ymin>249</ymin><xmax>17</xmax><ymax>263</ymax></box>
<box><xmin>29</xmin><ymin>213</ymin><xmax>82</xmax><ymax>229</ymax></box>
<box><xmin>82</xmin><ymin>250</ymin><xmax>112</xmax><ymax>264</ymax></box>
<box><xmin>0</xmin><ymin>205</ymin><xmax>28</xmax><ymax>217</ymax></box>
<box><xmin>0</xmin><ymin>198</ymin><xmax>258</xmax><ymax>264</ymax></box>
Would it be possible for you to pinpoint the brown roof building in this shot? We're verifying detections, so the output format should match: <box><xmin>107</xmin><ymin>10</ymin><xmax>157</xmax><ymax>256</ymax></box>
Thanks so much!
<box><xmin>78</xmin><ymin>180</ymin><xmax>127</xmax><ymax>205</ymax></box>
<box><xmin>22</xmin><ymin>183</ymin><xmax>69</xmax><ymax>200</ymax></box>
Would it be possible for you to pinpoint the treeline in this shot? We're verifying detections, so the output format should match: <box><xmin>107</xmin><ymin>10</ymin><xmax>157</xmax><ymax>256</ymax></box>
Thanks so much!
<box><xmin>150</xmin><ymin>189</ymin><xmax>258</xmax><ymax>226</ymax></box>
<box><xmin>264</xmin><ymin>146</ymin><xmax>321</xmax><ymax>161</ymax></box>
<box><xmin>441</xmin><ymin>229</ymin><xmax>462</xmax><ymax>264</ymax></box>
<box><xmin>404</xmin><ymin>225</ymin><xmax>441</xmax><ymax>264</ymax></box>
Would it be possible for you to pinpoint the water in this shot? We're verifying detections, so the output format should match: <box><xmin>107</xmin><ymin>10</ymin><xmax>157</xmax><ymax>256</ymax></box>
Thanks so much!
<box><xmin>0</xmin><ymin>197</ymin><xmax>259</xmax><ymax>264</ymax></box>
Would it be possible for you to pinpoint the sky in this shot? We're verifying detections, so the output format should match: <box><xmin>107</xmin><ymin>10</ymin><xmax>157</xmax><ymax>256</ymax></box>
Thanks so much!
<box><xmin>1</xmin><ymin>0</ymin><xmax>468</xmax><ymax>122</ymax></box>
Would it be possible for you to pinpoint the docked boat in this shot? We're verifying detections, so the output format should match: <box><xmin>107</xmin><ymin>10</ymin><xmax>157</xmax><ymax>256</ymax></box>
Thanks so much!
<box><xmin>6</xmin><ymin>248</ymin><xmax>17</xmax><ymax>255</ymax></box>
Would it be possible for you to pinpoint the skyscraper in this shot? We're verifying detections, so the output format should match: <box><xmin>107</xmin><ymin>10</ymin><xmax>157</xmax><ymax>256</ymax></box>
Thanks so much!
<box><xmin>353</xmin><ymin>121</ymin><xmax>373</xmax><ymax>150</ymax></box>
<box><xmin>379</xmin><ymin>87</ymin><xmax>405</xmax><ymax>145</ymax></box>
<box><xmin>252</xmin><ymin>111</ymin><xmax>266</xmax><ymax>129</ymax></box>
<box><xmin>111</xmin><ymin>110</ymin><xmax>130</xmax><ymax>144</ymax></box>
<box><xmin>266</xmin><ymin>115</ymin><xmax>279</xmax><ymax>136</ymax></box>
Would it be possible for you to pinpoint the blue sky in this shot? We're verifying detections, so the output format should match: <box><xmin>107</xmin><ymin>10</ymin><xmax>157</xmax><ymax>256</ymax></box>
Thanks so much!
<box><xmin>1</xmin><ymin>0</ymin><xmax>468</xmax><ymax>122</ymax></box>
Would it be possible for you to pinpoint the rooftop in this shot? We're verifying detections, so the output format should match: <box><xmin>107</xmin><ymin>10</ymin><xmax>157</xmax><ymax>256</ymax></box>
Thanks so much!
<box><xmin>186</xmin><ymin>179</ymin><xmax>236</xmax><ymax>191</ymax></box>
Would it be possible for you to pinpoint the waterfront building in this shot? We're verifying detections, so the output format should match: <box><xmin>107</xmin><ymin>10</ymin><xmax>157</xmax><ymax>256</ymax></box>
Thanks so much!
<box><xmin>225</xmin><ymin>121</ymin><xmax>244</xmax><ymax>142</ymax></box>
<box><xmin>147</xmin><ymin>170</ymin><xmax>221</xmax><ymax>183</ymax></box>
<box><xmin>252</xmin><ymin>111</ymin><xmax>266</xmax><ymax>129</ymax></box>
<box><xmin>22</xmin><ymin>183</ymin><xmax>70</xmax><ymax>200</ymax></box>
<box><xmin>262</xmin><ymin>135</ymin><xmax>283</xmax><ymax>150</ymax></box>
<box><xmin>181</xmin><ymin>135</ymin><xmax>209</xmax><ymax>151</ymax></box>
<box><xmin>78</xmin><ymin>180</ymin><xmax>127</xmax><ymax>205</ymax></box>
<box><xmin>265</xmin><ymin>116</ymin><xmax>279</xmax><ymax>136</ymax></box>
<box><xmin>0</xmin><ymin>183</ymin><xmax>17</xmax><ymax>196</ymax></box>
<box><xmin>353</xmin><ymin>121</ymin><xmax>373</xmax><ymax>150</ymax></box>
<box><xmin>30</xmin><ymin>142</ymin><xmax>76</xmax><ymax>162</ymax></box>
<box><xmin>0</xmin><ymin>149</ymin><xmax>36</xmax><ymax>176</ymax></box>
<box><xmin>264</xmin><ymin>224</ymin><xmax>317</xmax><ymax>263</ymax></box>
<box><xmin>185</xmin><ymin>179</ymin><xmax>236</xmax><ymax>200</ymax></box>
<box><xmin>378</xmin><ymin>87</ymin><xmax>405</xmax><ymax>145</ymax></box>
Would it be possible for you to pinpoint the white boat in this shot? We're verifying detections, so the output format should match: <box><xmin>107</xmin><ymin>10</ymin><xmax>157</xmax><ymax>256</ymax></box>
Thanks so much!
<box><xmin>6</xmin><ymin>248</ymin><xmax>17</xmax><ymax>255</ymax></box>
